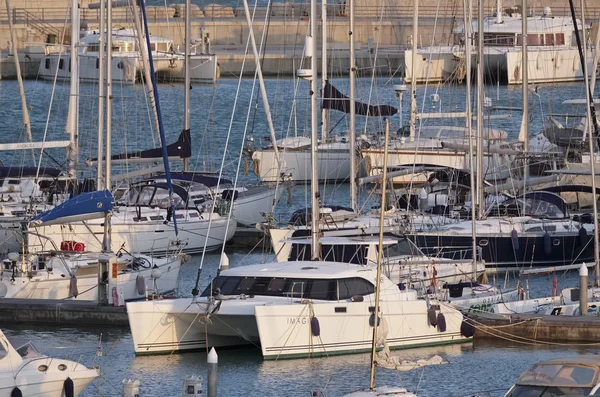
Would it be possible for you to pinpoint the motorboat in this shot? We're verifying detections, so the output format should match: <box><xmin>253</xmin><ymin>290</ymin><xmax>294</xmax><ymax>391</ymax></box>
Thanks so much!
<box><xmin>126</xmin><ymin>260</ymin><xmax>472</xmax><ymax>358</ymax></box>
<box><xmin>38</xmin><ymin>28</ymin><xmax>219</xmax><ymax>84</ymax></box>
<box><xmin>504</xmin><ymin>355</ymin><xmax>600</xmax><ymax>396</ymax></box>
<box><xmin>406</xmin><ymin>5</ymin><xmax>593</xmax><ymax>84</ymax></box>
<box><xmin>0</xmin><ymin>328</ymin><xmax>99</xmax><ymax>397</ymax></box>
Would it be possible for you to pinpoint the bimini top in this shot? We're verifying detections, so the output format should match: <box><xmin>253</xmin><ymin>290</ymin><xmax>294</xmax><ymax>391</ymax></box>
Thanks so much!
<box><xmin>30</xmin><ymin>190</ymin><xmax>113</xmax><ymax>226</ymax></box>
<box><xmin>515</xmin><ymin>355</ymin><xmax>600</xmax><ymax>388</ymax></box>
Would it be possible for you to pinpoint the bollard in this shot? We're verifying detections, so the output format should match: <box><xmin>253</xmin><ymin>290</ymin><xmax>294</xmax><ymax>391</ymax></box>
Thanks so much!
<box><xmin>207</xmin><ymin>347</ymin><xmax>218</xmax><ymax>397</ymax></box>
<box><xmin>580</xmin><ymin>263</ymin><xmax>588</xmax><ymax>316</ymax></box>
<box><xmin>123</xmin><ymin>379</ymin><xmax>140</xmax><ymax>397</ymax></box>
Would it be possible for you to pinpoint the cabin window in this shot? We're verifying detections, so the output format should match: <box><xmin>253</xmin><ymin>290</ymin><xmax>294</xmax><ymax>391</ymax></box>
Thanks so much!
<box><xmin>58</xmin><ymin>59</ymin><xmax>64</xmax><ymax>70</ymax></box>
<box><xmin>478</xmin><ymin>239</ymin><xmax>489</xmax><ymax>247</ymax></box>
<box><xmin>545</xmin><ymin>34</ymin><xmax>555</xmax><ymax>45</ymax></box>
<box><xmin>149</xmin><ymin>216</ymin><xmax>164</xmax><ymax>221</ymax></box>
<box><xmin>267</xmin><ymin>278</ymin><xmax>287</xmax><ymax>293</ymax></box>
<box><xmin>133</xmin><ymin>217</ymin><xmax>147</xmax><ymax>222</ymax></box>
<box><xmin>8</xmin><ymin>180</ymin><xmax>19</xmax><ymax>185</ymax></box>
<box><xmin>338</xmin><ymin>278</ymin><xmax>374</xmax><ymax>300</ymax></box>
<box><xmin>68</xmin><ymin>58</ymin><xmax>71</xmax><ymax>72</ymax></box>
<box><xmin>309</xmin><ymin>280</ymin><xmax>335</xmax><ymax>300</ymax></box>
<box><xmin>189</xmin><ymin>212</ymin><xmax>199</xmax><ymax>218</ymax></box>
<box><xmin>201</xmin><ymin>275</ymin><xmax>372</xmax><ymax>301</ymax></box>
<box><xmin>175</xmin><ymin>214</ymin><xmax>184</xmax><ymax>219</ymax></box>
<box><xmin>555</xmin><ymin>33</ymin><xmax>565</xmax><ymax>45</ymax></box>
<box><xmin>96</xmin><ymin>58</ymin><xmax>100</xmax><ymax>69</ymax></box>
<box><xmin>45</xmin><ymin>58</ymin><xmax>50</xmax><ymax>69</ymax></box>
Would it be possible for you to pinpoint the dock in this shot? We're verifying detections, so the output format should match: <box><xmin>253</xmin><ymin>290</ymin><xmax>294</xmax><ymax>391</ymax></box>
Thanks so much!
<box><xmin>0</xmin><ymin>298</ymin><xmax>129</xmax><ymax>327</ymax></box>
<box><xmin>467</xmin><ymin>311</ymin><xmax>600</xmax><ymax>343</ymax></box>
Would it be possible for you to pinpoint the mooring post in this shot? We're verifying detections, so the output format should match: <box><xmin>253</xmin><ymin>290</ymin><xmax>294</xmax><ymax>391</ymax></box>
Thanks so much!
<box><xmin>207</xmin><ymin>347</ymin><xmax>218</xmax><ymax>397</ymax></box>
<box><xmin>580</xmin><ymin>263</ymin><xmax>588</xmax><ymax>316</ymax></box>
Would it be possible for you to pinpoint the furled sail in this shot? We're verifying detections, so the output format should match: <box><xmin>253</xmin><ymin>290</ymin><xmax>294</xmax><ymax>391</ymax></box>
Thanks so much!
<box><xmin>30</xmin><ymin>190</ymin><xmax>113</xmax><ymax>226</ymax></box>
<box><xmin>88</xmin><ymin>129</ymin><xmax>192</xmax><ymax>162</ymax></box>
<box><xmin>322</xmin><ymin>81</ymin><xmax>398</xmax><ymax>117</ymax></box>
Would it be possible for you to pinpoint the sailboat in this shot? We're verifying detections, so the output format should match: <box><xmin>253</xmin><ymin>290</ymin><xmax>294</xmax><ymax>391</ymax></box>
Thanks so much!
<box><xmin>0</xmin><ymin>0</ymin><xmax>183</xmax><ymax>302</ymax></box>
<box><xmin>126</xmin><ymin>0</ymin><xmax>471</xmax><ymax>358</ymax></box>
<box><xmin>0</xmin><ymin>328</ymin><xmax>98</xmax><ymax>397</ymax></box>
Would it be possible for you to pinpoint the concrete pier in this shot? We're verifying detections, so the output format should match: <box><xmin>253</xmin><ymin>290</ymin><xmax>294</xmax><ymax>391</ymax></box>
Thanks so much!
<box><xmin>0</xmin><ymin>1</ymin><xmax>598</xmax><ymax>79</ymax></box>
<box><xmin>0</xmin><ymin>298</ymin><xmax>129</xmax><ymax>326</ymax></box>
<box><xmin>468</xmin><ymin>312</ymin><xmax>600</xmax><ymax>343</ymax></box>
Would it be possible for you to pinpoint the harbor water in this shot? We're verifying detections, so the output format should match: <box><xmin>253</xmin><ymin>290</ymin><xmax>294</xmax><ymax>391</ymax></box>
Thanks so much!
<box><xmin>0</xmin><ymin>77</ymin><xmax>598</xmax><ymax>395</ymax></box>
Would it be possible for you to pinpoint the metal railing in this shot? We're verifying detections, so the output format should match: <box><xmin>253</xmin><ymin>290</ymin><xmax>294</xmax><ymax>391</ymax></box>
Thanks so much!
<box><xmin>0</xmin><ymin>4</ymin><xmax>598</xmax><ymax>24</ymax></box>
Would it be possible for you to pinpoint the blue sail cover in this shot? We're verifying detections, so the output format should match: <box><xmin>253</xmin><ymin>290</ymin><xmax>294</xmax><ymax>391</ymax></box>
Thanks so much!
<box><xmin>30</xmin><ymin>190</ymin><xmax>113</xmax><ymax>226</ymax></box>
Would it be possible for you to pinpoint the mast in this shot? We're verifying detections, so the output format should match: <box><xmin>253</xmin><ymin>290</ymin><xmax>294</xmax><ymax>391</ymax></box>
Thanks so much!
<box><xmin>103</xmin><ymin>0</ymin><xmax>112</xmax><ymax>251</ymax></box>
<box><xmin>183</xmin><ymin>0</ymin><xmax>191</xmax><ymax>172</ymax></box>
<box><xmin>66</xmin><ymin>0</ymin><xmax>80</xmax><ymax>178</ymax></box>
<box><xmin>140</xmin><ymin>0</ymin><xmax>179</xmax><ymax>235</ymax></box>
<box><xmin>409</xmin><ymin>0</ymin><xmax>418</xmax><ymax>141</ymax></box>
<box><xmin>476</xmin><ymin>0</ymin><xmax>484</xmax><ymax>219</ymax></box>
<box><xmin>349</xmin><ymin>0</ymin><xmax>356</xmax><ymax>211</ymax></box>
<box><xmin>5</xmin><ymin>0</ymin><xmax>34</xmax><ymax>164</ymax></box>
<box><xmin>309</xmin><ymin>0</ymin><xmax>320</xmax><ymax>260</ymax></box>
<box><xmin>521</xmin><ymin>0</ymin><xmax>529</xmax><ymax>190</ymax></box>
<box><xmin>368</xmin><ymin>119</ymin><xmax>390</xmax><ymax>390</ymax></box>
<box><xmin>96</xmin><ymin>0</ymin><xmax>106</xmax><ymax>190</ymax></box>
<box><xmin>464</xmin><ymin>0</ymin><xmax>477</xmax><ymax>281</ymax></box>
<box><xmin>321</xmin><ymin>0</ymin><xmax>329</xmax><ymax>141</ymax></box>
<box><xmin>568</xmin><ymin>0</ymin><xmax>600</xmax><ymax>144</ymax></box>
<box><xmin>577</xmin><ymin>0</ymin><xmax>600</xmax><ymax>285</ymax></box>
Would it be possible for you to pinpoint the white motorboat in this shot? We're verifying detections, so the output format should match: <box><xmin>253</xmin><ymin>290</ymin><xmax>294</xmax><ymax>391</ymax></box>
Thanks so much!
<box><xmin>504</xmin><ymin>355</ymin><xmax>600</xmax><ymax>396</ymax></box>
<box><xmin>0</xmin><ymin>328</ymin><xmax>99</xmax><ymax>397</ymax></box>
<box><xmin>126</xmin><ymin>260</ymin><xmax>472</xmax><ymax>358</ymax></box>
<box><xmin>38</xmin><ymin>28</ymin><xmax>219</xmax><ymax>84</ymax></box>
<box><xmin>406</xmin><ymin>5</ymin><xmax>593</xmax><ymax>84</ymax></box>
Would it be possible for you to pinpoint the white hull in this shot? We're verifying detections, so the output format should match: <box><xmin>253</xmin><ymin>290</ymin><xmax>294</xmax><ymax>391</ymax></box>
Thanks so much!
<box><xmin>255</xmin><ymin>299</ymin><xmax>467</xmax><ymax>359</ymax></box>
<box><xmin>39</xmin><ymin>54</ymin><xmax>137</xmax><ymax>84</ymax></box>
<box><xmin>154</xmin><ymin>55</ymin><xmax>220</xmax><ymax>83</ymax></box>
<box><xmin>38</xmin><ymin>53</ymin><xmax>219</xmax><ymax>84</ymax></box>
<box><xmin>0</xmin><ymin>329</ymin><xmax>98</xmax><ymax>397</ymax></box>
<box><xmin>1</xmin><ymin>254</ymin><xmax>181</xmax><ymax>301</ymax></box>
<box><xmin>231</xmin><ymin>185</ymin><xmax>280</xmax><ymax>227</ymax></box>
<box><xmin>251</xmin><ymin>143</ymin><xmax>353</xmax><ymax>183</ymax></box>
<box><xmin>404</xmin><ymin>47</ymin><xmax>594</xmax><ymax>85</ymax></box>
<box><xmin>28</xmin><ymin>208</ymin><xmax>236</xmax><ymax>255</ymax></box>
<box><xmin>127</xmin><ymin>294</ymin><xmax>470</xmax><ymax>358</ymax></box>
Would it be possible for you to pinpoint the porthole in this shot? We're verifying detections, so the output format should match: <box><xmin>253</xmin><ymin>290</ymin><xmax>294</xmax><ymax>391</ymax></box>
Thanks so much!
<box><xmin>58</xmin><ymin>364</ymin><xmax>67</xmax><ymax>371</ymax></box>
<box><xmin>478</xmin><ymin>239</ymin><xmax>489</xmax><ymax>247</ymax></box>
<box><xmin>38</xmin><ymin>364</ymin><xmax>48</xmax><ymax>372</ymax></box>
<box><xmin>553</xmin><ymin>239</ymin><xmax>560</xmax><ymax>246</ymax></box>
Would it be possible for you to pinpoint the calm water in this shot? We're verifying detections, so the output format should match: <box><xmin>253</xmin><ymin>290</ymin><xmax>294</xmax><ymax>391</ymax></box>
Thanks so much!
<box><xmin>0</xmin><ymin>77</ymin><xmax>597</xmax><ymax>395</ymax></box>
